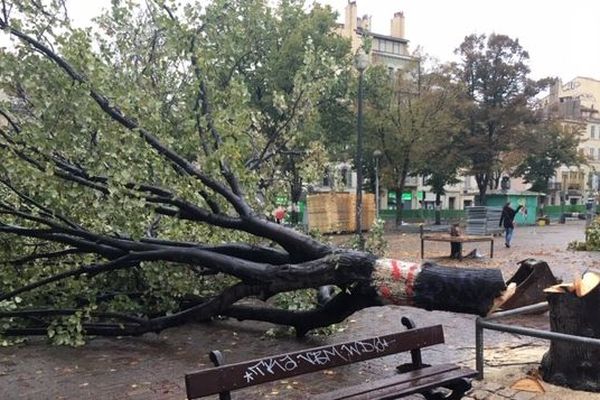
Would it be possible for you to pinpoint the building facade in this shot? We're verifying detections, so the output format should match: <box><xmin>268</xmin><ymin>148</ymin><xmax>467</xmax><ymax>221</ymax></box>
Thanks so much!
<box><xmin>542</xmin><ymin>77</ymin><xmax>600</xmax><ymax>205</ymax></box>
<box><xmin>336</xmin><ymin>1</ymin><xmax>414</xmax><ymax>73</ymax></box>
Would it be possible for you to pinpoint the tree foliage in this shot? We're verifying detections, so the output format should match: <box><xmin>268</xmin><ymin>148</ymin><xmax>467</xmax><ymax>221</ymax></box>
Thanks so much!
<box><xmin>0</xmin><ymin>0</ymin><xmax>355</xmax><ymax>344</ymax></box>
<box><xmin>453</xmin><ymin>34</ymin><xmax>546</xmax><ymax>204</ymax></box>
<box><xmin>364</xmin><ymin>61</ymin><xmax>462</xmax><ymax>225</ymax></box>
<box><xmin>513</xmin><ymin>121</ymin><xmax>585</xmax><ymax>193</ymax></box>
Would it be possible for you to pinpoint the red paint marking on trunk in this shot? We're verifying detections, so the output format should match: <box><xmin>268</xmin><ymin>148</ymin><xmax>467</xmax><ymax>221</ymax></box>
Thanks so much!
<box><xmin>406</xmin><ymin>265</ymin><xmax>418</xmax><ymax>297</ymax></box>
<box><xmin>391</xmin><ymin>260</ymin><xmax>402</xmax><ymax>281</ymax></box>
<box><xmin>380</xmin><ymin>285</ymin><xmax>392</xmax><ymax>299</ymax></box>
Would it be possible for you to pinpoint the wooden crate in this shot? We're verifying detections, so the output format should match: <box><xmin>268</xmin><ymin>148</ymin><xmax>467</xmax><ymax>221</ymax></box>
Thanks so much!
<box><xmin>307</xmin><ymin>192</ymin><xmax>375</xmax><ymax>233</ymax></box>
<box><xmin>347</xmin><ymin>193</ymin><xmax>376</xmax><ymax>232</ymax></box>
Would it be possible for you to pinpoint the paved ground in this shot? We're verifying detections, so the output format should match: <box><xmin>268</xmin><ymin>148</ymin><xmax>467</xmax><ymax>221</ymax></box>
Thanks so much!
<box><xmin>1</xmin><ymin>221</ymin><xmax>599</xmax><ymax>399</ymax></box>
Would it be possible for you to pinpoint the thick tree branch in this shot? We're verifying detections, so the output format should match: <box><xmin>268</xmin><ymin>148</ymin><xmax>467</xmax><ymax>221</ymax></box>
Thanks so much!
<box><xmin>226</xmin><ymin>284</ymin><xmax>380</xmax><ymax>337</ymax></box>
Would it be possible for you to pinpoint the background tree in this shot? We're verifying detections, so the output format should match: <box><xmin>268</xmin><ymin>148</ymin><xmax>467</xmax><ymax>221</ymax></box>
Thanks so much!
<box><xmin>416</xmin><ymin>152</ymin><xmax>465</xmax><ymax>225</ymax></box>
<box><xmin>365</xmin><ymin>61</ymin><xmax>461</xmax><ymax>226</ymax></box>
<box><xmin>0</xmin><ymin>0</ymin><xmax>509</xmax><ymax>344</ymax></box>
<box><xmin>513</xmin><ymin>121</ymin><xmax>584</xmax><ymax>194</ymax></box>
<box><xmin>453</xmin><ymin>34</ymin><xmax>544</xmax><ymax>205</ymax></box>
<box><xmin>413</xmin><ymin>66</ymin><xmax>466</xmax><ymax>224</ymax></box>
<box><xmin>237</xmin><ymin>0</ymin><xmax>352</xmax><ymax>223</ymax></box>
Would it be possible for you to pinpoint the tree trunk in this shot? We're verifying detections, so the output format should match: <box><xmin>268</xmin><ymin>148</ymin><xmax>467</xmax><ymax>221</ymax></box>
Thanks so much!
<box><xmin>476</xmin><ymin>173</ymin><xmax>488</xmax><ymax>206</ymax></box>
<box><xmin>395</xmin><ymin>164</ymin><xmax>410</xmax><ymax>228</ymax></box>
<box><xmin>290</xmin><ymin>173</ymin><xmax>302</xmax><ymax>225</ymax></box>
<box><xmin>227</xmin><ymin>258</ymin><xmax>507</xmax><ymax>337</ymax></box>
<box><xmin>435</xmin><ymin>192</ymin><xmax>441</xmax><ymax>225</ymax></box>
<box><xmin>540</xmin><ymin>286</ymin><xmax>600</xmax><ymax>392</ymax></box>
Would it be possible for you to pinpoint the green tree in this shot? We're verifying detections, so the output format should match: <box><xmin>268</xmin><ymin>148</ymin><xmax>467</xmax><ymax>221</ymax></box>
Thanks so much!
<box><xmin>513</xmin><ymin>121</ymin><xmax>584</xmax><ymax>193</ymax></box>
<box><xmin>453</xmin><ymin>34</ymin><xmax>545</xmax><ymax>205</ymax></box>
<box><xmin>416</xmin><ymin>152</ymin><xmax>465</xmax><ymax>224</ymax></box>
<box><xmin>365</xmin><ymin>61</ymin><xmax>462</xmax><ymax>226</ymax></box>
<box><xmin>237</xmin><ymin>0</ymin><xmax>352</xmax><ymax>222</ymax></box>
<box><xmin>0</xmin><ymin>0</ymin><xmax>509</xmax><ymax>344</ymax></box>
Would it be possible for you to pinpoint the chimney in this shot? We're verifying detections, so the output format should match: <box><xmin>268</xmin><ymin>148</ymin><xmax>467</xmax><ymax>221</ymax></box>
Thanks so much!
<box><xmin>391</xmin><ymin>11</ymin><xmax>405</xmax><ymax>38</ymax></box>
<box><xmin>345</xmin><ymin>1</ymin><xmax>358</xmax><ymax>33</ymax></box>
<box><xmin>358</xmin><ymin>15</ymin><xmax>371</xmax><ymax>32</ymax></box>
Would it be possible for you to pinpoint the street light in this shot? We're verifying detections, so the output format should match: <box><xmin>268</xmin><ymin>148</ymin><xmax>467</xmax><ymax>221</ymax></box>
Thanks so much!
<box><xmin>373</xmin><ymin>149</ymin><xmax>383</xmax><ymax>220</ymax></box>
<box><xmin>354</xmin><ymin>48</ymin><xmax>369</xmax><ymax>249</ymax></box>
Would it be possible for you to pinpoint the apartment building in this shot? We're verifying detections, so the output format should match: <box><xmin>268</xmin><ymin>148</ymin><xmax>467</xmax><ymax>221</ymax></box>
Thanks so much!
<box><xmin>337</xmin><ymin>1</ymin><xmax>414</xmax><ymax>73</ymax></box>
<box><xmin>542</xmin><ymin>77</ymin><xmax>600</xmax><ymax>205</ymax></box>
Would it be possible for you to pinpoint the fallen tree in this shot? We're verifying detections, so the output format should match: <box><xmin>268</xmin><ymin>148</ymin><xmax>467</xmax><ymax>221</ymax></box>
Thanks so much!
<box><xmin>0</xmin><ymin>0</ymin><xmax>509</xmax><ymax>344</ymax></box>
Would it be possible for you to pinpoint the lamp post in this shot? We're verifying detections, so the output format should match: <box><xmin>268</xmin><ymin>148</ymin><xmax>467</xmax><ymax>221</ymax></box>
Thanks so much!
<box><xmin>373</xmin><ymin>149</ymin><xmax>382</xmax><ymax>220</ymax></box>
<box><xmin>354</xmin><ymin>49</ymin><xmax>369</xmax><ymax>249</ymax></box>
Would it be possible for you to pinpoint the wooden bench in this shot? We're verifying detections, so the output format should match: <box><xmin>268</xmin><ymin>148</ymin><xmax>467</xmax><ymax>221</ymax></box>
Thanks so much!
<box><xmin>420</xmin><ymin>226</ymin><xmax>494</xmax><ymax>259</ymax></box>
<box><xmin>185</xmin><ymin>318</ymin><xmax>477</xmax><ymax>399</ymax></box>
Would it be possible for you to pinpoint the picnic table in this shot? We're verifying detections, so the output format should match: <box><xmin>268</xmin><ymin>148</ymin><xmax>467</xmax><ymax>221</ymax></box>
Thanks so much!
<box><xmin>420</xmin><ymin>225</ymin><xmax>494</xmax><ymax>259</ymax></box>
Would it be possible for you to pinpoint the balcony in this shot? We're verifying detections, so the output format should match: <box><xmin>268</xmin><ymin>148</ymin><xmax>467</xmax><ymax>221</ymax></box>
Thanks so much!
<box><xmin>547</xmin><ymin>182</ymin><xmax>562</xmax><ymax>191</ymax></box>
<box><xmin>566</xmin><ymin>183</ymin><xmax>583</xmax><ymax>191</ymax></box>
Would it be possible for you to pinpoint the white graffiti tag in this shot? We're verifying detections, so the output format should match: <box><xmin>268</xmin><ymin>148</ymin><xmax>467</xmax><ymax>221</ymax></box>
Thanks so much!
<box><xmin>242</xmin><ymin>337</ymin><xmax>393</xmax><ymax>383</ymax></box>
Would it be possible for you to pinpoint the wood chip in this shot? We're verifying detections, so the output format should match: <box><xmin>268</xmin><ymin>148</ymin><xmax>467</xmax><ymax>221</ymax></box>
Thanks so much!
<box><xmin>577</xmin><ymin>271</ymin><xmax>600</xmax><ymax>297</ymax></box>
<box><xmin>511</xmin><ymin>377</ymin><xmax>545</xmax><ymax>393</ymax></box>
<box><xmin>543</xmin><ymin>284</ymin><xmax>565</xmax><ymax>294</ymax></box>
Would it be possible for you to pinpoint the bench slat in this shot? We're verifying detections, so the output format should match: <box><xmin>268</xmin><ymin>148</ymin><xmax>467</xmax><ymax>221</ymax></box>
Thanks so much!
<box><xmin>185</xmin><ymin>325</ymin><xmax>444</xmax><ymax>398</ymax></box>
<box><xmin>313</xmin><ymin>364</ymin><xmax>477</xmax><ymax>400</ymax></box>
<box><xmin>421</xmin><ymin>235</ymin><xmax>493</xmax><ymax>243</ymax></box>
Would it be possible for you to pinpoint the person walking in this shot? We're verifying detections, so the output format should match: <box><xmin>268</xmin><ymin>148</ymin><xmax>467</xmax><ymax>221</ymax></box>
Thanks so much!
<box><xmin>499</xmin><ymin>202</ymin><xmax>523</xmax><ymax>248</ymax></box>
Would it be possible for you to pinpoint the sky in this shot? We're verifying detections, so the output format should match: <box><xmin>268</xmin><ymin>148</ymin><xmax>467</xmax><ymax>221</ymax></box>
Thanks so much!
<box><xmin>4</xmin><ymin>0</ymin><xmax>600</xmax><ymax>82</ymax></box>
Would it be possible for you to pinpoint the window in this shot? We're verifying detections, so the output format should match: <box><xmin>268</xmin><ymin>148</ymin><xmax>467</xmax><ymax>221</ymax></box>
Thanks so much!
<box><xmin>590</xmin><ymin>148</ymin><xmax>596</xmax><ymax>159</ymax></box>
<box><xmin>570</xmin><ymin>171</ymin><xmax>578</xmax><ymax>181</ymax></box>
<box><xmin>386</xmin><ymin>40</ymin><xmax>394</xmax><ymax>53</ymax></box>
<box><xmin>592</xmin><ymin>125</ymin><xmax>596</xmax><ymax>139</ymax></box>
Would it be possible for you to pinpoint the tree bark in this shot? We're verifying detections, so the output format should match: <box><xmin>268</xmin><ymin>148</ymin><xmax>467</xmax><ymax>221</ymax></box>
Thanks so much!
<box><xmin>435</xmin><ymin>192</ymin><xmax>442</xmax><ymax>225</ymax></box>
<box><xmin>540</xmin><ymin>286</ymin><xmax>600</xmax><ymax>392</ymax></box>
<box><xmin>476</xmin><ymin>173</ymin><xmax>488</xmax><ymax>206</ymax></box>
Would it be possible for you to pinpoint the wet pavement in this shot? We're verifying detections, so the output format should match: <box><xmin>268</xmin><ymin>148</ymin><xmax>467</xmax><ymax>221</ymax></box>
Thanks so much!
<box><xmin>1</xmin><ymin>221</ymin><xmax>600</xmax><ymax>399</ymax></box>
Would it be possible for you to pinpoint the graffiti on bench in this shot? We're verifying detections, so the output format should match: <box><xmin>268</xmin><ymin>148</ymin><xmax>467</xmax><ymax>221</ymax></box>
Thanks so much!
<box><xmin>242</xmin><ymin>337</ymin><xmax>394</xmax><ymax>383</ymax></box>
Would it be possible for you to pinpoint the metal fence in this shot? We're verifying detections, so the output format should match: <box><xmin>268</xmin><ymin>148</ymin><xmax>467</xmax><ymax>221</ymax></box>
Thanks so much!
<box><xmin>475</xmin><ymin>302</ymin><xmax>600</xmax><ymax>379</ymax></box>
<box><xmin>379</xmin><ymin>209</ymin><xmax>465</xmax><ymax>223</ymax></box>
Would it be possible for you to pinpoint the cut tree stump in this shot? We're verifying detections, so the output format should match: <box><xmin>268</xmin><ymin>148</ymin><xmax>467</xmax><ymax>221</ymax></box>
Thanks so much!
<box><xmin>540</xmin><ymin>275</ymin><xmax>600</xmax><ymax>392</ymax></box>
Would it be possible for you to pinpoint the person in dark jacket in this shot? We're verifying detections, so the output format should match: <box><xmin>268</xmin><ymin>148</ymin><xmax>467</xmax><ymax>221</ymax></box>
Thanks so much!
<box><xmin>499</xmin><ymin>202</ymin><xmax>523</xmax><ymax>248</ymax></box>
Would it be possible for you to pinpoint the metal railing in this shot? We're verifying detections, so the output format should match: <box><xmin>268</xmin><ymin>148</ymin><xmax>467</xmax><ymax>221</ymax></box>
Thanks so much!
<box><xmin>475</xmin><ymin>302</ymin><xmax>600</xmax><ymax>379</ymax></box>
